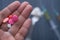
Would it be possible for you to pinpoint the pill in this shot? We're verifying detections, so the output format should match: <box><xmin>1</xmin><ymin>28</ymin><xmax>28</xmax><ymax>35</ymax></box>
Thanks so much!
<box><xmin>12</xmin><ymin>15</ymin><xmax>18</xmax><ymax>22</ymax></box>
<box><xmin>3</xmin><ymin>18</ymin><xmax>9</xmax><ymax>23</ymax></box>
<box><xmin>9</xmin><ymin>15</ymin><xmax>13</xmax><ymax>19</ymax></box>
<box><xmin>8</xmin><ymin>19</ymin><xmax>14</xmax><ymax>25</ymax></box>
<box><xmin>7</xmin><ymin>24</ymin><xmax>11</xmax><ymax>28</ymax></box>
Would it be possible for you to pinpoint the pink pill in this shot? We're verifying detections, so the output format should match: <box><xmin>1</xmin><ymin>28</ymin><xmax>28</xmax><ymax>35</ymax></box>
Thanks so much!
<box><xmin>8</xmin><ymin>19</ymin><xmax>14</xmax><ymax>25</ymax></box>
<box><xmin>12</xmin><ymin>15</ymin><xmax>18</xmax><ymax>22</ymax></box>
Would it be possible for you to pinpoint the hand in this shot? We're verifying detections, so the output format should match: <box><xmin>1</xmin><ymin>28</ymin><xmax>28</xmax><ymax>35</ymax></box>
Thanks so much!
<box><xmin>0</xmin><ymin>1</ymin><xmax>32</xmax><ymax>40</ymax></box>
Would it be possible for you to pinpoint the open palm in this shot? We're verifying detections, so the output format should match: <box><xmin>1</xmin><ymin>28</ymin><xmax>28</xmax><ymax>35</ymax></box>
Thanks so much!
<box><xmin>0</xmin><ymin>1</ymin><xmax>32</xmax><ymax>40</ymax></box>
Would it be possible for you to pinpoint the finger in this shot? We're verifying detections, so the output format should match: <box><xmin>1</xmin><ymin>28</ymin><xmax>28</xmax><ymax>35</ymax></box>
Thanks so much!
<box><xmin>15</xmin><ymin>33</ymin><xmax>24</xmax><ymax>40</ymax></box>
<box><xmin>12</xmin><ymin>1</ymin><xmax>29</xmax><ymax>16</ymax></box>
<box><xmin>8</xmin><ymin>4</ymin><xmax>32</xmax><ymax>36</ymax></box>
<box><xmin>15</xmin><ymin>18</ymin><xmax>31</xmax><ymax>40</ymax></box>
<box><xmin>1</xmin><ymin>1</ymin><xmax>29</xmax><ymax>31</ymax></box>
<box><xmin>21</xmin><ymin>4</ymin><xmax>32</xmax><ymax>19</ymax></box>
<box><xmin>0</xmin><ymin>30</ymin><xmax>4</xmax><ymax>38</ymax></box>
<box><xmin>0</xmin><ymin>1</ymin><xmax>20</xmax><ymax>25</ymax></box>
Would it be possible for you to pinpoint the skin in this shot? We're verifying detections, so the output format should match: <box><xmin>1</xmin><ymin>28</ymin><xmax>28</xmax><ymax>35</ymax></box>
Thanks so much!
<box><xmin>0</xmin><ymin>1</ymin><xmax>32</xmax><ymax>40</ymax></box>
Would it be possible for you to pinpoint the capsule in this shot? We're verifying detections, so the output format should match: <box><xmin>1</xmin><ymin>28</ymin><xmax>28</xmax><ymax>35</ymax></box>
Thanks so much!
<box><xmin>3</xmin><ymin>18</ymin><xmax>9</xmax><ymax>23</ymax></box>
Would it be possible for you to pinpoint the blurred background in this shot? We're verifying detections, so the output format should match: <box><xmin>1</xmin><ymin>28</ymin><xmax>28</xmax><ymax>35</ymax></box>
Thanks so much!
<box><xmin>0</xmin><ymin>0</ymin><xmax>60</xmax><ymax>40</ymax></box>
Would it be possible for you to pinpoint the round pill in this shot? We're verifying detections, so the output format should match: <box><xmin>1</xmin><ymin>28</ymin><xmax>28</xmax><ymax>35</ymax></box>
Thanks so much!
<box><xmin>7</xmin><ymin>24</ymin><xmax>11</xmax><ymax>28</ymax></box>
<box><xmin>9</xmin><ymin>15</ymin><xmax>13</xmax><ymax>19</ymax></box>
<box><xmin>8</xmin><ymin>19</ymin><xmax>14</xmax><ymax>25</ymax></box>
<box><xmin>12</xmin><ymin>15</ymin><xmax>18</xmax><ymax>22</ymax></box>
